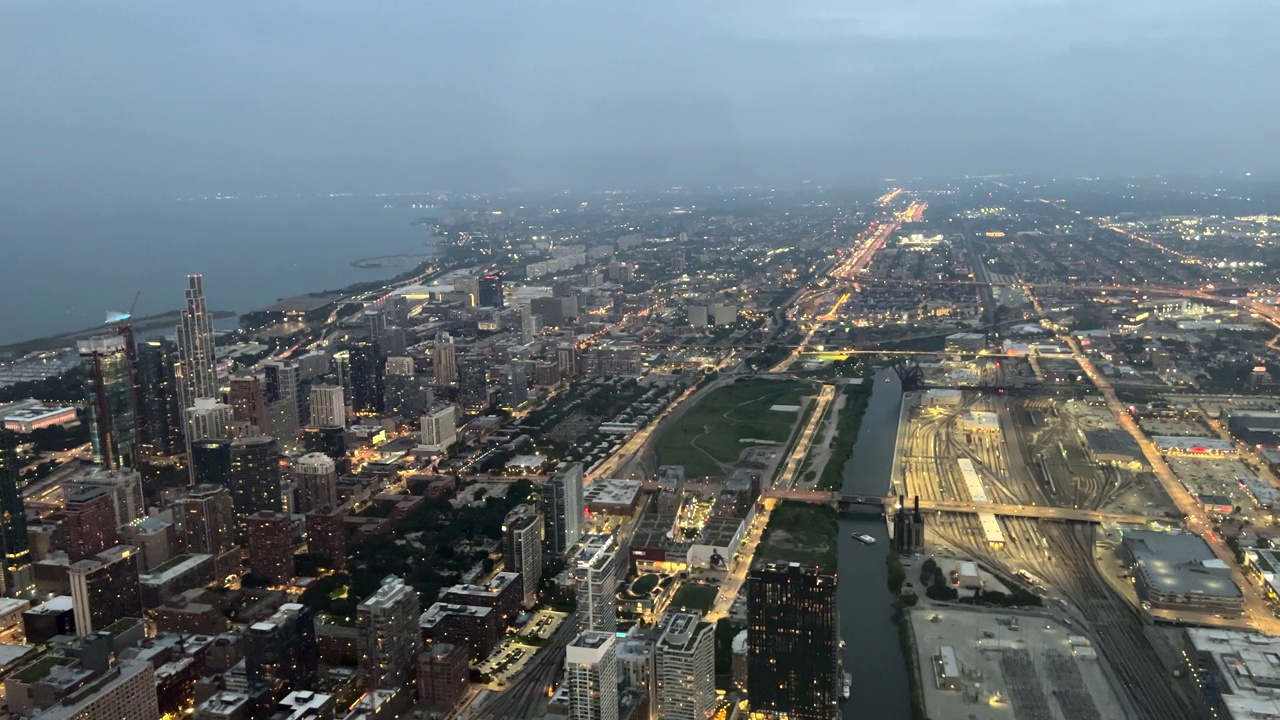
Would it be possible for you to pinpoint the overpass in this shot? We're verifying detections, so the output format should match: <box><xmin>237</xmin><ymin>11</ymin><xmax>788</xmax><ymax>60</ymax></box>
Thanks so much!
<box><xmin>760</xmin><ymin>488</ymin><xmax>1153</xmax><ymax>525</ymax></box>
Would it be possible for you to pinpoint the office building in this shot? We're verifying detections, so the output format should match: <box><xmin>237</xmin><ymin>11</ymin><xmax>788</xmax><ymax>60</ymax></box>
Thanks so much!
<box><xmin>478</xmin><ymin>273</ymin><xmax>504</xmax><ymax>308</ymax></box>
<box><xmin>565</xmin><ymin>630</ymin><xmax>618</xmax><ymax>720</ymax></box>
<box><xmin>458</xmin><ymin>355</ymin><xmax>489</xmax><ymax>410</ymax></box>
<box><xmin>292</xmin><ymin>453</ymin><xmax>338</xmax><ymax>514</ymax></box>
<box><xmin>27</xmin><ymin>659</ymin><xmax>159</xmax><ymax>720</ymax></box>
<box><xmin>302</xmin><ymin>425</ymin><xmax>346</xmax><ymax>461</ymax></box>
<box><xmin>123</xmin><ymin>516</ymin><xmax>179</xmax><ymax>572</ymax></box>
<box><xmin>0</xmin><ymin>429</ymin><xmax>31</xmax><ymax>593</ymax></box>
<box><xmin>189</xmin><ymin>439</ymin><xmax>232</xmax><ymax>487</ymax></box>
<box><xmin>543</xmin><ymin>463</ymin><xmax>584</xmax><ymax>557</ymax></box>
<box><xmin>79</xmin><ymin>335</ymin><xmax>137</xmax><ymax>471</ymax></box>
<box><xmin>747</xmin><ymin>563</ymin><xmax>839</xmax><ymax>720</ymax></box>
<box><xmin>357</xmin><ymin>576</ymin><xmax>422</xmax><ymax>690</ymax></box>
<box><xmin>348</xmin><ymin>340</ymin><xmax>384</xmax><ymax>416</ymax></box>
<box><xmin>419</xmin><ymin>406</ymin><xmax>457</xmax><ymax>452</ymax></box>
<box><xmin>185</xmin><ymin>398</ymin><xmax>234</xmax><ymax>442</ymax></box>
<box><xmin>417</xmin><ymin>643</ymin><xmax>468</xmax><ymax>715</ymax></box>
<box><xmin>136</xmin><ymin>339</ymin><xmax>184</xmax><ymax>458</ymax></box>
<box><xmin>309</xmin><ymin>385</ymin><xmax>345</xmax><ymax>428</ymax></box>
<box><xmin>246</xmin><ymin>512</ymin><xmax>294</xmax><ymax>586</ymax></box>
<box><xmin>433</xmin><ymin>334</ymin><xmax>457</xmax><ymax>385</ymax></box>
<box><xmin>573</xmin><ymin>534</ymin><xmax>619</xmax><ymax>634</ymax></box>
<box><xmin>244</xmin><ymin>603</ymin><xmax>318</xmax><ymax>703</ymax></box>
<box><xmin>654</xmin><ymin>611</ymin><xmax>716</xmax><ymax>720</ymax></box>
<box><xmin>305</xmin><ymin>507</ymin><xmax>346</xmax><ymax>571</ymax></box>
<box><xmin>229</xmin><ymin>435</ymin><xmax>282</xmax><ymax>517</ymax></box>
<box><xmin>180</xmin><ymin>485</ymin><xmax>236</xmax><ymax>557</ymax></box>
<box><xmin>177</xmin><ymin>274</ymin><xmax>218</xmax><ymax>413</ymax></box>
<box><xmin>502</xmin><ymin>504</ymin><xmax>543</xmax><ymax>608</ymax></box>
<box><xmin>23</xmin><ymin>596</ymin><xmax>76</xmax><ymax>643</ymax></box>
<box><xmin>64</xmin><ymin>487</ymin><xmax>120</xmax><ymax>561</ymax></box>
<box><xmin>69</xmin><ymin>545</ymin><xmax>143</xmax><ymax>636</ymax></box>
<box><xmin>263</xmin><ymin>361</ymin><xmax>301</xmax><ymax>443</ymax></box>
<box><xmin>228</xmin><ymin>375</ymin><xmax>267</xmax><ymax>430</ymax></box>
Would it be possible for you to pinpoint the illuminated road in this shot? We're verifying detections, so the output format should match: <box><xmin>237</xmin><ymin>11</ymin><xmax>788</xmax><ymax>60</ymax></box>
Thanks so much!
<box><xmin>761</xmin><ymin>489</ymin><xmax>1152</xmax><ymax>524</ymax></box>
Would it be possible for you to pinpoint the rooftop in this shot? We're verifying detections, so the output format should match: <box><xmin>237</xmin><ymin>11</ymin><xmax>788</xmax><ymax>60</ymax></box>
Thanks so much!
<box><xmin>1185</xmin><ymin>628</ymin><xmax>1280</xmax><ymax>718</ymax></box>
<box><xmin>1123</xmin><ymin>530</ymin><xmax>1242</xmax><ymax>599</ymax></box>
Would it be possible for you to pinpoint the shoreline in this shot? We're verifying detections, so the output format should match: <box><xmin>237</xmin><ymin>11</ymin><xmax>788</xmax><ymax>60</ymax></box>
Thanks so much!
<box><xmin>0</xmin><ymin>310</ymin><xmax>236</xmax><ymax>358</ymax></box>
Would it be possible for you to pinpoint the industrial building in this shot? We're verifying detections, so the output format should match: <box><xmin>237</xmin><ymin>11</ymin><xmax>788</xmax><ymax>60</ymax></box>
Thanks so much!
<box><xmin>1120</xmin><ymin>531</ymin><xmax>1243</xmax><ymax>615</ymax></box>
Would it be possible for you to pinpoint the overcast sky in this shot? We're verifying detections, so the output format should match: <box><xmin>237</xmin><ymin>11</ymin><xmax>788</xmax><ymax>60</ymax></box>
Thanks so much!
<box><xmin>1</xmin><ymin>0</ymin><xmax>1274</xmax><ymax>204</ymax></box>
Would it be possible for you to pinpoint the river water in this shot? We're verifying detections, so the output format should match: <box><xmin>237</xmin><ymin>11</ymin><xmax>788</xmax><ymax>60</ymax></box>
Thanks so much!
<box><xmin>839</xmin><ymin>368</ymin><xmax>911</xmax><ymax>718</ymax></box>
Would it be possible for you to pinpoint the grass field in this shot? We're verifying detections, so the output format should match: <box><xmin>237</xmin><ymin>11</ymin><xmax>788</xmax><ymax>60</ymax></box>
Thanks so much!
<box><xmin>757</xmin><ymin>500</ymin><xmax>838</xmax><ymax>568</ymax></box>
<box><xmin>670</xmin><ymin>583</ymin><xmax>719</xmax><ymax>612</ymax></box>
<box><xmin>655</xmin><ymin>378</ymin><xmax>811</xmax><ymax>478</ymax></box>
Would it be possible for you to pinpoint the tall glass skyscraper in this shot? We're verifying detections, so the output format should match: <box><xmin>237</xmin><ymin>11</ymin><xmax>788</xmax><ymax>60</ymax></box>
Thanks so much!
<box><xmin>0</xmin><ymin>429</ymin><xmax>31</xmax><ymax>594</ymax></box>
<box><xmin>747</xmin><ymin>562</ymin><xmax>839</xmax><ymax>720</ymax></box>
<box><xmin>177</xmin><ymin>274</ymin><xmax>217</xmax><ymax>412</ymax></box>
<box><xmin>136</xmin><ymin>338</ymin><xmax>184</xmax><ymax>457</ymax></box>
<box><xmin>79</xmin><ymin>334</ymin><xmax>138</xmax><ymax>471</ymax></box>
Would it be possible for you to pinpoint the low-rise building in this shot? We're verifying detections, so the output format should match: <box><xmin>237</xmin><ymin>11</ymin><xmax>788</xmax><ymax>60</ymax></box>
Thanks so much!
<box><xmin>1120</xmin><ymin>531</ymin><xmax>1243</xmax><ymax>615</ymax></box>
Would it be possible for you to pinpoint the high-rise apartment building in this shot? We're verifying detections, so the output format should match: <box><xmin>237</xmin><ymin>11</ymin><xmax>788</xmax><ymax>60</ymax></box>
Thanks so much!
<box><xmin>185</xmin><ymin>398</ymin><xmax>234</xmax><ymax>442</ymax></box>
<box><xmin>654</xmin><ymin>611</ymin><xmax>716</xmax><ymax>720</ymax></box>
<box><xmin>458</xmin><ymin>355</ymin><xmax>489</xmax><ymax>410</ymax></box>
<box><xmin>543</xmin><ymin>463</ymin><xmax>584</xmax><ymax>557</ymax></box>
<box><xmin>433</xmin><ymin>334</ymin><xmax>457</xmax><ymax>385</ymax></box>
<box><xmin>180</xmin><ymin>484</ymin><xmax>236</xmax><ymax>557</ymax></box>
<box><xmin>291</xmin><ymin>453</ymin><xmax>338</xmax><ymax>513</ymax></box>
<box><xmin>746</xmin><ymin>562</ymin><xmax>839</xmax><ymax>720</ymax></box>
<box><xmin>263</xmin><ymin>361</ymin><xmax>301</xmax><ymax>442</ymax></box>
<box><xmin>63</xmin><ymin>487</ymin><xmax>121</xmax><ymax>561</ymax></box>
<box><xmin>572</xmin><ymin>534</ymin><xmax>618</xmax><ymax>634</ymax></box>
<box><xmin>565</xmin><ymin>630</ymin><xmax>618</xmax><ymax>720</ymax></box>
<box><xmin>557</xmin><ymin>344</ymin><xmax>579</xmax><ymax>379</ymax></box>
<box><xmin>417</xmin><ymin>643</ymin><xmax>468</xmax><ymax>715</ymax></box>
<box><xmin>189</xmin><ymin>439</ymin><xmax>232</xmax><ymax>486</ymax></box>
<box><xmin>28</xmin><ymin>659</ymin><xmax>159</xmax><ymax>720</ymax></box>
<box><xmin>65</xmin><ymin>466</ymin><xmax>145</xmax><ymax>530</ymax></box>
<box><xmin>229</xmin><ymin>435</ymin><xmax>282</xmax><ymax>518</ymax></box>
<box><xmin>419</xmin><ymin>406</ymin><xmax>457</xmax><ymax>452</ymax></box>
<box><xmin>305</xmin><ymin>506</ymin><xmax>346</xmax><ymax>571</ymax></box>
<box><xmin>246</xmin><ymin>511</ymin><xmax>295</xmax><ymax>585</ymax></box>
<box><xmin>348</xmin><ymin>340</ymin><xmax>384</xmax><ymax>416</ymax></box>
<box><xmin>244</xmin><ymin>603</ymin><xmax>318</xmax><ymax>703</ymax></box>
<box><xmin>79</xmin><ymin>335</ymin><xmax>137</xmax><ymax>471</ymax></box>
<box><xmin>136</xmin><ymin>338</ymin><xmax>184</xmax><ymax>458</ymax></box>
<box><xmin>357</xmin><ymin>576</ymin><xmax>422</xmax><ymax>690</ymax></box>
<box><xmin>176</xmin><ymin>274</ymin><xmax>218</xmax><ymax>413</ymax></box>
<box><xmin>309</xmin><ymin>385</ymin><xmax>346</xmax><ymax>428</ymax></box>
<box><xmin>228</xmin><ymin>374</ymin><xmax>268</xmax><ymax>430</ymax></box>
<box><xmin>0</xmin><ymin>429</ymin><xmax>31</xmax><ymax>594</ymax></box>
<box><xmin>69</xmin><ymin>545</ymin><xmax>143</xmax><ymax>635</ymax></box>
<box><xmin>502</xmin><ymin>504</ymin><xmax>543</xmax><ymax>608</ymax></box>
<box><xmin>501</xmin><ymin>363</ymin><xmax>528</xmax><ymax>407</ymax></box>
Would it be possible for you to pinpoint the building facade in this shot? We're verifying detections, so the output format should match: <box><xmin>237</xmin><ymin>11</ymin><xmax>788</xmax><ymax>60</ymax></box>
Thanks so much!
<box><xmin>746</xmin><ymin>562</ymin><xmax>839</xmax><ymax>720</ymax></box>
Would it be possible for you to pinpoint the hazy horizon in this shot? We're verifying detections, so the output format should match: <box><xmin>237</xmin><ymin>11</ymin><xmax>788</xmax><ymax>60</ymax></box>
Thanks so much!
<box><xmin>2</xmin><ymin>1</ymin><xmax>1277</xmax><ymax>208</ymax></box>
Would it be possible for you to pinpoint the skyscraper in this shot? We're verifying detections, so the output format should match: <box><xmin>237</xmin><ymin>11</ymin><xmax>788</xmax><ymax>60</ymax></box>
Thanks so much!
<box><xmin>357</xmin><ymin>576</ymin><xmax>422</xmax><ymax>691</ymax></box>
<box><xmin>136</xmin><ymin>339</ymin><xmax>184</xmax><ymax>458</ymax></box>
<box><xmin>69</xmin><ymin>545</ymin><xmax>143</xmax><ymax>635</ymax></box>
<box><xmin>543</xmin><ymin>463</ymin><xmax>584</xmax><ymax>557</ymax></box>
<box><xmin>79</xmin><ymin>335</ymin><xmax>138</xmax><ymax>471</ymax></box>
<box><xmin>478</xmin><ymin>273</ymin><xmax>504</xmax><ymax>308</ymax></box>
<box><xmin>458</xmin><ymin>354</ymin><xmax>489</xmax><ymax>410</ymax></box>
<box><xmin>305</xmin><ymin>506</ymin><xmax>346</xmax><ymax>572</ymax></box>
<box><xmin>572</xmin><ymin>534</ymin><xmax>618</xmax><ymax>634</ymax></box>
<box><xmin>502</xmin><ymin>504</ymin><xmax>543</xmax><ymax>608</ymax></box>
<box><xmin>654</xmin><ymin>611</ymin><xmax>717</xmax><ymax>720</ymax></box>
<box><xmin>292</xmin><ymin>452</ymin><xmax>338</xmax><ymax>513</ymax></box>
<box><xmin>229</xmin><ymin>435</ymin><xmax>282</xmax><ymax>518</ymax></box>
<box><xmin>176</xmin><ymin>275</ymin><xmax>218</xmax><ymax>413</ymax></box>
<box><xmin>185</xmin><ymin>398</ymin><xmax>234</xmax><ymax>442</ymax></box>
<box><xmin>309</xmin><ymin>385</ymin><xmax>346</xmax><ymax>428</ymax></box>
<box><xmin>433</xmin><ymin>334</ymin><xmax>457</xmax><ymax>385</ymax></box>
<box><xmin>246</xmin><ymin>511</ymin><xmax>295</xmax><ymax>585</ymax></box>
<box><xmin>500</xmin><ymin>363</ymin><xmax>528</xmax><ymax>408</ymax></box>
<box><xmin>0</xmin><ymin>429</ymin><xmax>30</xmax><ymax>594</ymax></box>
<box><xmin>565</xmin><ymin>630</ymin><xmax>618</xmax><ymax>720</ymax></box>
<box><xmin>189</xmin><ymin>439</ymin><xmax>232</xmax><ymax>486</ymax></box>
<box><xmin>349</xmin><ymin>340</ymin><xmax>384</xmax><ymax>416</ymax></box>
<box><xmin>747</xmin><ymin>562</ymin><xmax>839</xmax><ymax>720</ymax></box>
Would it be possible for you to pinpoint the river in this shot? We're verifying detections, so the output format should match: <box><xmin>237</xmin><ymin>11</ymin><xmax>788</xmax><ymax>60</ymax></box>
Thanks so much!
<box><xmin>838</xmin><ymin>368</ymin><xmax>911</xmax><ymax>718</ymax></box>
